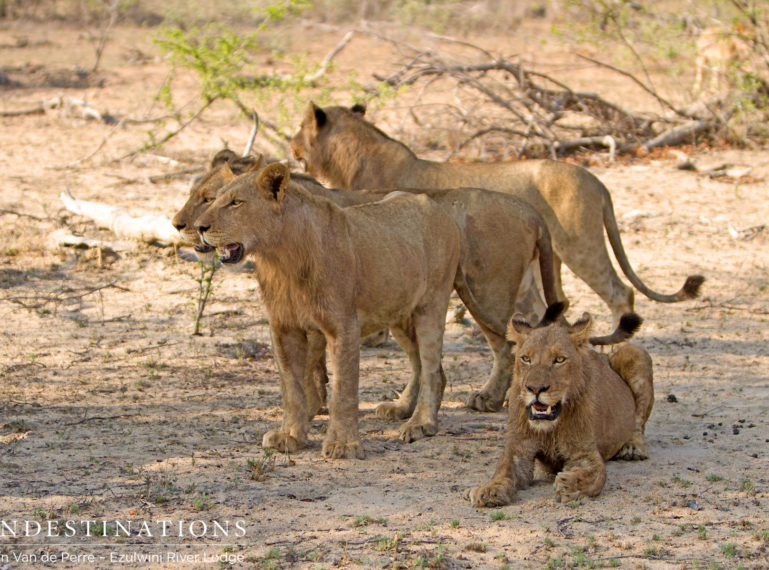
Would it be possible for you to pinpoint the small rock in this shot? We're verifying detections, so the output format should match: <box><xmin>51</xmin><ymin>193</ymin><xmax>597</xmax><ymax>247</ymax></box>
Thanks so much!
<box><xmin>666</xmin><ymin>394</ymin><xmax>678</xmax><ymax>403</ymax></box>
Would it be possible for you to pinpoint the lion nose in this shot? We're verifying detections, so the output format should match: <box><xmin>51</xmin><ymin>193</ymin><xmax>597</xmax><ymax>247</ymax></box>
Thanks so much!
<box><xmin>173</xmin><ymin>221</ymin><xmax>185</xmax><ymax>231</ymax></box>
<box><xmin>196</xmin><ymin>223</ymin><xmax>210</xmax><ymax>234</ymax></box>
<box><xmin>526</xmin><ymin>383</ymin><xmax>549</xmax><ymax>396</ymax></box>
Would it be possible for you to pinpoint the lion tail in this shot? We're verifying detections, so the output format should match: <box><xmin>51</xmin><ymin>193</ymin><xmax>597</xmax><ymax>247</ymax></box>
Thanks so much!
<box><xmin>534</xmin><ymin>218</ymin><xmax>561</xmax><ymax>309</ymax></box>
<box><xmin>589</xmin><ymin>312</ymin><xmax>643</xmax><ymax>346</ymax></box>
<box><xmin>602</xmin><ymin>190</ymin><xmax>704</xmax><ymax>303</ymax></box>
<box><xmin>453</xmin><ymin>269</ymin><xmax>506</xmax><ymax>339</ymax></box>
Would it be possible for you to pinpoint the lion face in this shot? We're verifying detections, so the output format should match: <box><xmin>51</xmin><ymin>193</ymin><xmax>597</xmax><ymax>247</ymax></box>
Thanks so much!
<box><xmin>194</xmin><ymin>163</ymin><xmax>289</xmax><ymax>265</ymax></box>
<box><xmin>171</xmin><ymin>151</ymin><xmax>265</xmax><ymax>254</ymax></box>
<box><xmin>507</xmin><ymin>311</ymin><xmax>593</xmax><ymax>432</ymax></box>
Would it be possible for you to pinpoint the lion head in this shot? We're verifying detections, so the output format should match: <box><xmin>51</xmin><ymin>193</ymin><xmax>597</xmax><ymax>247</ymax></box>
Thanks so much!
<box><xmin>194</xmin><ymin>162</ymin><xmax>291</xmax><ymax>265</ymax></box>
<box><xmin>506</xmin><ymin>303</ymin><xmax>594</xmax><ymax>433</ymax></box>
<box><xmin>171</xmin><ymin>150</ymin><xmax>264</xmax><ymax>254</ymax></box>
<box><xmin>290</xmin><ymin>101</ymin><xmax>397</xmax><ymax>186</ymax></box>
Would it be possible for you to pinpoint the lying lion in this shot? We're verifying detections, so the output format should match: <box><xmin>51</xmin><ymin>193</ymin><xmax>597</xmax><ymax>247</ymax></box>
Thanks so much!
<box><xmin>194</xmin><ymin>163</ymin><xmax>462</xmax><ymax>458</ymax></box>
<box><xmin>290</xmin><ymin>103</ymin><xmax>704</xmax><ymax>326</ymax></box>
<box><xmin>469</xmin><ymin>303</ymin><xmax>653</xmax><ymax>506</ymax></box>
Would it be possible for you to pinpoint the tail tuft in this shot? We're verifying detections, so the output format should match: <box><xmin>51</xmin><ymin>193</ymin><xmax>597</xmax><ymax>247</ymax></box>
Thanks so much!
<box><xmin>683</xmin><ymin>275</ymin><xmax>705</xmax><ymax>299</ymax></box>
<box><xmin>536</xmin><ymin>301</ymin><xmax>567</xmax><ymax>328</ymax></box>
<box><xmin>618</xmin><ymin>312</ymin><xmax>643</xmax><ymax>337</ymax></box>
<box><xmin>589</xmin><ymin>311</ymin><xmax>643</xmax><ymax>346</ymax></box>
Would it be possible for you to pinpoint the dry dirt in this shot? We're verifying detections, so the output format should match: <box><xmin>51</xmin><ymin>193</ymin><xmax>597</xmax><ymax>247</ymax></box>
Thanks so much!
<box><xmin>1</xmin><ymin>16</ymin><xmax>768</xmax><ymax>570</ymax></box>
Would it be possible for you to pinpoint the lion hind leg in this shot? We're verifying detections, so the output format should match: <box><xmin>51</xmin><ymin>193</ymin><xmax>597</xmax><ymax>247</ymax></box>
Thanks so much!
<box><xmin>397</xmin><ymin>310</ymin><xmax>447</xmax><ymax>443</ymax></box>
<box><xmin>610</xmin><ymin>344</ymin><xmax>654</xmax><ymax>460</ymax></box>
<box><xmin>376</xmin><ymin>323</ymin><xmax>421</xmax><ymax>421</ymax></box>
<box><xmin>465</xmin><ymin>322</ymin><xmax>513</xmax><ymax>412</ymax></box>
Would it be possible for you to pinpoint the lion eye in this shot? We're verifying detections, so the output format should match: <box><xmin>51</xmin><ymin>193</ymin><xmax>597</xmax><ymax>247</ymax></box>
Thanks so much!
<box><xmin>520</xmin><ymin>355</ymin><xmax>531</xmax><ymax>364</ymax></box>
<box><xmin>229</xmin><ymin>199</ymin><xmax>243</xmax><ymax>207</ymax></box>
<box><xmin>202</xmin><ymin>197</ymin><xmax>214</xmax><ymax>203</ymax></box>
<box><xmin>554</xmin><ymin>356</ymin><xmax>566</xmax><ymax>364</ymax></box>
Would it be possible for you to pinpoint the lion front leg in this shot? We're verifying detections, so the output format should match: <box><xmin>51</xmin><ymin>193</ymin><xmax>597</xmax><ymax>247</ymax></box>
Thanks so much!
<box><xmin>469</xmin><ymin>430</ymin><xmax>537</xmax><ymax>508</ymax></box>
<box><xmin>263</xmin><ymin>326</ymin><xmax>314</xmax><ymax>453</ymax></box>
<box><xmin>322</xmin><ymin>324</ymin><xmax>365</xmax><ymax>459</ymax></box>
<box><xmin>554</xmin><ymin>453</ymin><xmax>606</xmax><ymax>503</ymax></box>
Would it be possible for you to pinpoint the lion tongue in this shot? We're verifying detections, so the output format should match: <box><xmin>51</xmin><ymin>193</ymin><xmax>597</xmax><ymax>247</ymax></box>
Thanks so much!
<box><xmin>532</xmin><ymin>402</ymin><xmax>551</xmax><ymax>414</ymax></box>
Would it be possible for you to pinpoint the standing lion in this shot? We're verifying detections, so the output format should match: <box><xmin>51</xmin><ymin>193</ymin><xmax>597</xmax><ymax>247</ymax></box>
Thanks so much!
<box><xmin>193</xmin><ymin>163</ymin><xmax>463</xmax><ymax>458</ymax></box>
<box><xmin>290</xmin><ymin>103</ymin><xmax>703</xmax><ymax>327</ymax></box>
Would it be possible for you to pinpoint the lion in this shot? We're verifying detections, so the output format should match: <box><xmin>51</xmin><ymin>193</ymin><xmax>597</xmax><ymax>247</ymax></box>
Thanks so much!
<box><xmin>171</xmin><ymin>151</ymin><xmax>331</xmax><ymax>416</ymax></box>
<box><xmin>468</xmin><ymin>302</ymin><xmax>654</xmax><ymax>507</ymax></box>
<box><xmin>694</xmin><ymin>24</ymin><xmax>753</xmax><ymax>93</ymax></box>
<box><xmin>290</xmin><ymin>103</ymin><xmax>704</xmax><ymax>327</ymax></box>
<box><xmin>194</xmin><ymin>162</ymin><xmax>463</xmax><ymax>458</ymax></box>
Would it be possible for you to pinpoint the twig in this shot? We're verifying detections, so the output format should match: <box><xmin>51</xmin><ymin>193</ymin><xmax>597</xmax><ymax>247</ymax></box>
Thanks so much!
<box><xmin>0</xmin><ymin>208</ymin><xmax>45</xmax><ymax>221</ymax></box>
<box><xmin>243</xmin><ymin>111</ymin><xmax>260</xmax><ymax>156</ymax></box>
<box><xmin>0</xmin><ymin>106</ymin><xmax>45</xmax><ymax>117</ymax></box>
<box><xmin>64</xmin><ymin>413</ymin><xmax>138</xmax><ymax>426</ymax></box>
<box><xmin>126</xmin><ymin>341</ymin><xmax>181</xmax><ymax>354</ymax></box>
<box><xmin>56</xmin><ymin>118</ymin><xmax>126</xmax><ymax>169</ymax></box>
<box><xmin>193</xmin><ymin>259</ymin><xmax>219</xmax><ymax>336</ymax></box>
<box><xmin>148</xmin><ymin>167</ymin><xmax>204</xmax><ymax>184</ymax></box>
<box><xmin>575</xmin><ymin>53</ymin><xmax>686</xmax><ymax>118</ymax></box>
<box><xmin>116</xmin><ymin>96</ymin><xmax>218</xmax><ymax>162</ymax></box>
<box><xmin>2</xmin><ymin>280</ymin><xmax>129</xmax><ymax>310</ymax></box>
<box><xmin>304</xmin><ymin>31</ymin><xmax>354</xmax><ymax>83</ymax></box>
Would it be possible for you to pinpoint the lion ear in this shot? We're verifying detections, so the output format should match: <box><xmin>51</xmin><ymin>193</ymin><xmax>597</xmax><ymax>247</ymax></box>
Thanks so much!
<box><xmin>507</xmin><ymin>313</ymin><xmax>533</xmax><ymax>345</ymax></box>
<box><xmin>350</xmin><ymin>102</ymin><xmax>366</xmax><ymax>116</ymax></box>
<box><xmin>255</xmin><ymin>162</ymin><xmax>290</xmax><ymax>203</ymax></box>
<box><xmin>220</xmin><ymin>162</ymin><xmax>237</xmax><ymax>183</ymax></box>
<box><xmin>307</xmin><ymin>101</ymin><xmax>327</xmax><ymax>129</ymax></box>
<box><xmin>235</xmin><ymin>153</ymin><xmax>266</xmax><ymax>174</ymax></box>
<box><xmin>211</xmin><ymin>149</ymin><xmax>239</xmax><ymax>168</ymax></box>
<box><xmin>568</xmin><ymin>312</ymin><xmax>593</xmax><ymax>346</ymax></box>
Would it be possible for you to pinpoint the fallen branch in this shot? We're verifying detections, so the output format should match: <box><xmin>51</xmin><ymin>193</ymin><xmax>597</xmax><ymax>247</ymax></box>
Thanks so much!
<box><xmin>60</xmin><ymin>188</ymin><xmax>180</xmax><ymax>245</ymax></box>
<box><xmin>640</xmin><ymin>120</ymin><xmax>712</xmax><ymax>152</ymax></box>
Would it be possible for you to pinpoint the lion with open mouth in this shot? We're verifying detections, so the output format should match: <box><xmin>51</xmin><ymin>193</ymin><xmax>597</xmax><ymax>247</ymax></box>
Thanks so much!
<box><xmin>469</xmin><ymin>302</ymin><xmax>654</xmax><ymax>506</ymax></box>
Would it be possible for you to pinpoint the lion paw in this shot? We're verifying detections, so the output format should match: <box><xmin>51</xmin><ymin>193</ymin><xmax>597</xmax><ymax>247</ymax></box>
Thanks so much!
<box><xmin>376</xmin><ymin>401</ymin><xmax>412</xmax><ymax>420</ymax></box>
<box><xmin>262</xmin><ymin>430</ymin><xmax>304</xmax><ymax>453</ymax></box>
<box><xmin>465</xmin><ymin>390</ymin><xmax>504</xmax><ymax>412</ymax></box>
<box><xmin>398</xmin><ymin>420</ymin><xmax>437</xmax><ymax>443</ymax></box>
<box><xmin>554</xmin><ymin>471</ymin><xmax>595</xmax><ymax>503</ymax></box>
<box><xmin>615</xmin><ymin>437</ymin><xmax>648</xmax><ymax>461</ymax></box>
<box><xmin>467</xmin><ymin>478</ymin><xmax>516</xmax><ymax>508</ymax></box>
<box><xmin>321</xmin><ymin>438</ymin><xmax>365</xmax><ymax>459</ymax></box>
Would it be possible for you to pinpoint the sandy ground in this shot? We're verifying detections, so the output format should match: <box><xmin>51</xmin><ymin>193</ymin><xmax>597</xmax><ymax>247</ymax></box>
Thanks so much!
<box><xmin>1</xmin><ymin>15</ymin><xmax>768</xmax><ymax>570</ymax></box>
